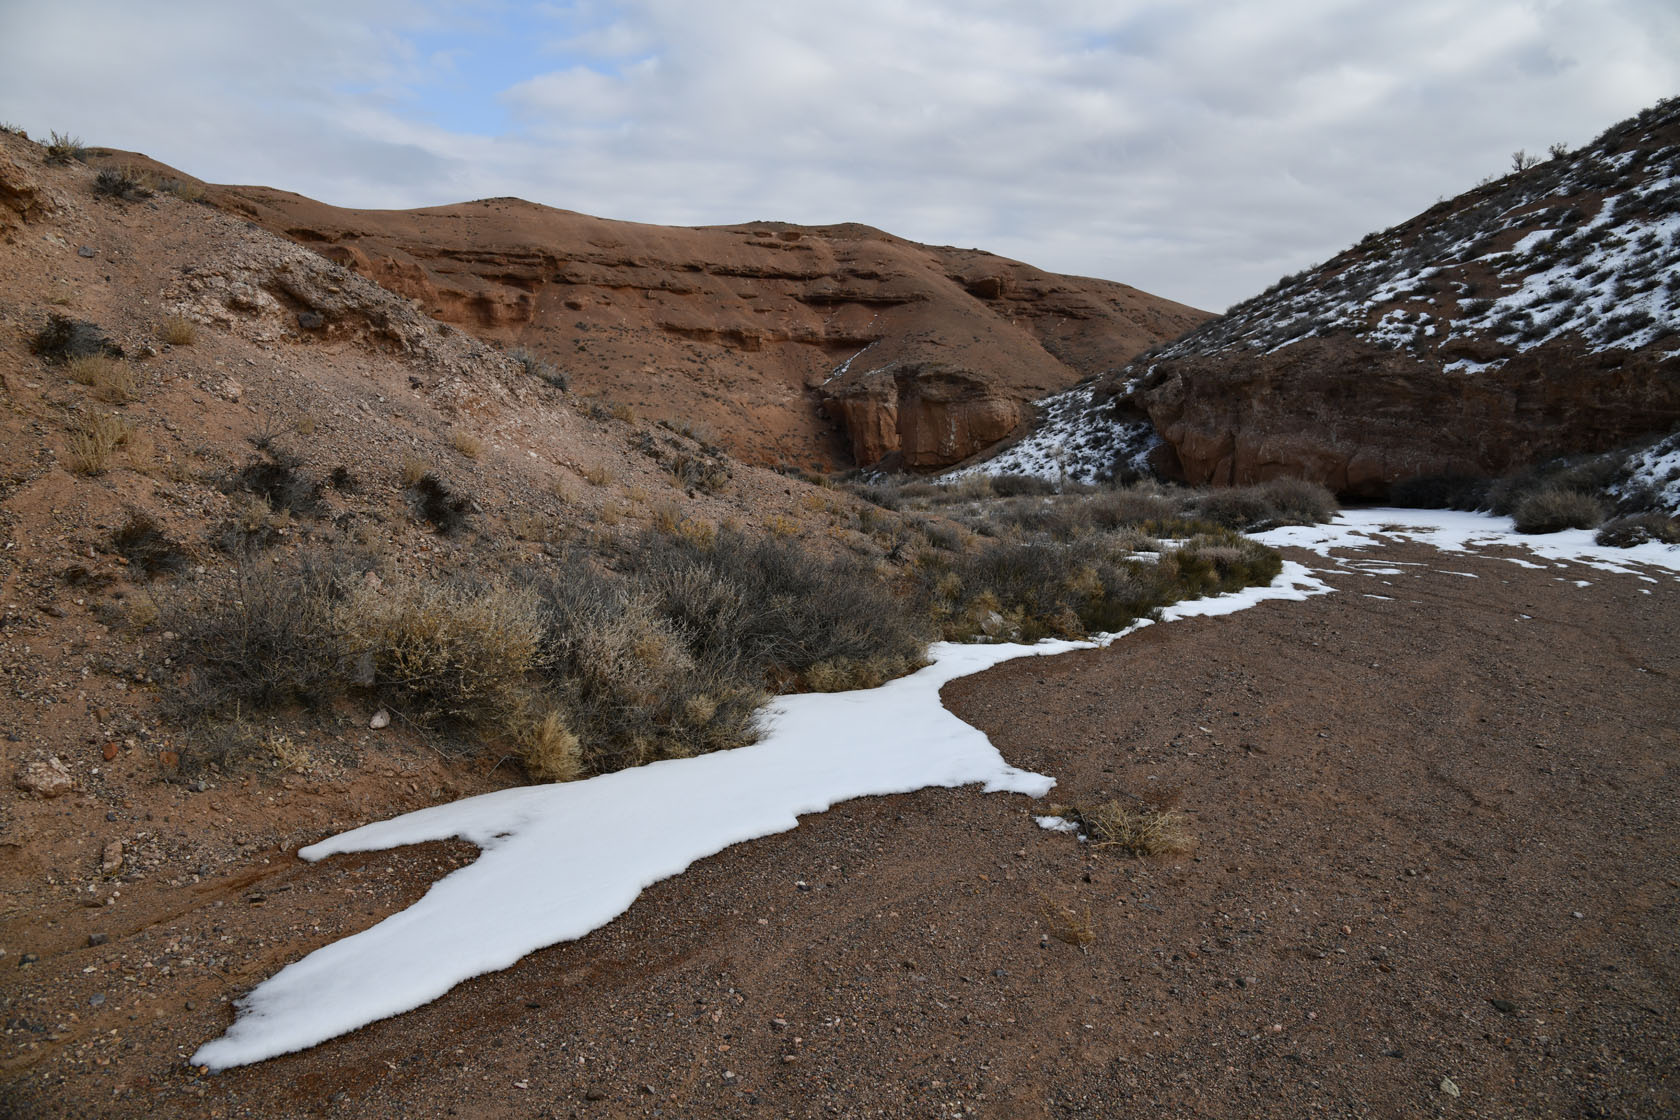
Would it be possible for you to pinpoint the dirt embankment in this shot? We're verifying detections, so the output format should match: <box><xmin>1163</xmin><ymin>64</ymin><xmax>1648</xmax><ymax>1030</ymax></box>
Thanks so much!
<box><xmin>3</xmin><ymin>542</ymin><xmax>1675</xmax><ymax>1119</ymax></box>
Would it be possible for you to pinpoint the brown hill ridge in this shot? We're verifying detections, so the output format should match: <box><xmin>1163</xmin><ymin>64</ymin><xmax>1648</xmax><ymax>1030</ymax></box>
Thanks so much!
<box><xmin>182</xmin><ymin>179</ymin><xmax>1205</xmax><ymax>471</ymax></box>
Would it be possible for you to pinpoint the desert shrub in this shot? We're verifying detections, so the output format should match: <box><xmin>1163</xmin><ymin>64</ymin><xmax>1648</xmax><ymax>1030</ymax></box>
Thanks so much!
<box><xmin>626</xmin><ymin>528</ymin><xmax>931</xmax><ymax>693</ymax></box>
<box><xmin>990</xmin><ymin>473</ymin><xmax>1059</xmax><ymax>497</ymax></box>
<box><xmin>1253</xmin><ymin>477</ymin><xmax>1337</xmax><ymax>524</ymax></box>
<box><xmin>169</xmin><ymin>552</ymin><xmax>353</xmax><ymax>717</ymax></box>
<box><xmin>526</xmin><ymin>555</ymin><xmax>766</xmax><ymax>773</ymax></box>
<box><xmin>339</xmin><ymin>576</ymin><xmax>543</xmax><ymax>732</ymax></box>
<box><xmin>450</xmin><ymin>430</ymin><xmax>484</xmax><ymax>459</ymax></box>
<box><xmin>64</xmin><ymin>414</ymin><xmax>130</xmax><ymax>475</ymax></box>
<box><xmin>1086</xmin><ymin>486</ymin><xmax>1179</xmax><ymax>528</ymax></box>
<box><xmin>1186</xmin><ymin>480</ymin><xmax>1334</xmax><ymax>531</ymax></box>
<box><xmin>230</xmin><ymin>452</ymin><xmax>326</xmax><ymax>518</ymax></box>
<box><xmin>1184</xmin><ymin>488</ymin><xmax>1278</xmax><ymax>531</ymax></box>
<box><xmin>1389</xmin><ymin>473</ymin><xmax>1492</xmax><ymax>510</ymax></box>
<box><xmin>65</xmin><ymin>354</ymin><xmax>140</xmax><ymax>402</ymax></box>
<box><xmin>93</xmin><ymin>165</ymin><xmax>152</xmax><ymax>200</ymax></box>
<box><xmin>1594</xmin><ymin>512</ymin><xmax>1680</xmax><ymax>547</ymax></box>
<box><xmin>44</xmin><ymin>131</ymin><xmax>85</xmax><ymax>165</ymax></box>
<box><xmin>1511</xmin><ymin>486</ymin><xmax>1606</xmax><ymax>533</ymax></box>
<box><xmin>1070</xmin><ymin>801</ymin><xmax>1192</xmax><ymax>857</ymax></box>
<box><xmin>157</xmin><ymin>316</ymin><xmax>197</xmax><ymax>345</ymax></box>
<box><xmin>407</xmin><ymin>473</ymin><xmax>471</xmax><ymax>534</ymax></box>
<box><xmin>112</xmin><ymin>513</ymin><xmax>187</xmax><ymax>576</ymax></box>
<box><xmin>509</xmin><ymin>347</ymin><xmax>568</xmax><ymax>391</ymax></box>
<box><xmin>667</xmin><ymin>451</ymin><xmax>730</xmax><ymax>494</ymax></box>
<box><xmin>923</xmin><ymin>524</ymin><xmax>1281</xmax><ymax>642</ymax></box>
<box><xmin>32</xmin><ymin>314</ymin><xmax>118</xmax><ymax>363</ymax></box>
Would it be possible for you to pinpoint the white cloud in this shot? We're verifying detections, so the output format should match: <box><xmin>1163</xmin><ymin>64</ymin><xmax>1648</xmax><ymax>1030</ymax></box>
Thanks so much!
<box><xmin>1</xmin><ymin>0</ymin><xmax>1676</xmax><ymax>309</ymax></box>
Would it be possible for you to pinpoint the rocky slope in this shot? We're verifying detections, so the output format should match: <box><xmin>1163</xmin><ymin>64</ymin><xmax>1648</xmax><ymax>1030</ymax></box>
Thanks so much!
<box><xmin>82</xmin><ymin>156</ymin><xmax>1203</xmax><ymax>472</ymax></box>
<box><xmin>975</xmin><ymin>98</ymin><xmax>1680</xmax><ymax>496</ymax></box>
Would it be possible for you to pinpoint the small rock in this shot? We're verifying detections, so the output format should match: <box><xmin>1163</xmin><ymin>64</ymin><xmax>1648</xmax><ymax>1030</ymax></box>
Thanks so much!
<box><xmin>18</xmin><ymin>953</ymin><xmax>39</xmax><ymax>967</ymax></box>
<box><xmin>296</xmin><ymin>310</ymin><xmax>325</xmax><ymax>331</ymax></box>
<box><xmin>102</xmin><ymin>741</ymin><xmax>119</xmax><ymax>762</ymax></box>
<box><xmin>89</xmin><ymin>993</ymin><xmax>105</xmax><ymax>1007</ymax></box>
<box><xmin>218</xmin><ymin>378</ymin><xmax>242</xmax><ymax>402</ymax></box>
<box><xmin>583</xmin><ymin>1088</ymin><xmax>607</xmax><ymax>1101</ymax></box>
<box><xmin>88</xmin><ymin>933</ymin><xmax>109</xmax><ymax>947</ymax></box>
<box><xmin>101</xmin><ymin>840</ymin><xmax>124</xmax><ymax>874</ymax></box>
<box><xmin>1571</xmin><ymin>910</ymin><xmax>1584</xmax><ymax>919</ymax></box>
<box><xmin>77</xmin><ymin>246</ymin><xmax>96</xmax><ymax>258</ymax></box>
<box><xmin>1440</xmin><ymin>1077</ymin><xmax>1460</xmax><ymax>1098</ymax></box>
<box><xmin>1489</xmin><ymin>998</ymin><xmax>1517</xmax><ymax>1014</ymax></box>
<box><xmin>369</xmin><ymin>709</ymin><xmax>391</xmax><ymax>730</ymax></box>
<box><xmin>770</xmin><ymin>1018</ymin><xmax>788</xmax><ymax>1031</ymax></box>
<box><xmin>15</xmin><ymin>757</ymin><xmax>75</xmax><ymax>797</ymax></box>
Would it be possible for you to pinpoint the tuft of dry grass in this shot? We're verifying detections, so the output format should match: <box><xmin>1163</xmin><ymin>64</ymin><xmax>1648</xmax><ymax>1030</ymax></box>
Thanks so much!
<box><xmin>399</xmin><ymin>453</ymin><xmax>430</xmax><ymax>487</ymax></box>
<box><xmin>1073</xmin><ymin>800</ymin><xmax>1193</xmax><ymax>857</ymax></box>
<box><xmin>66</xmin><ymin>354</ymin><xmax>140</xmax><ymax>402</ymax></box>
<box><xmin>294</xmin><ymin>414</ymin><xmax>316</xmax><ymax>436</ymax></box>
<box><xmin>65</xmin><ymin>414</ymin><xmax>131</xmax><ymax>475</ymax></box>
<box><xmin>609</xmin><ymin>401</ymin><xmax>636</xmax><ymax>423</ymax></box>
<box><xmin>515</xmin><ymin>707</ymin><xmax>581</xmax><ymax>782</ymax></box>
<box><xmin>511</xmin><ymin>512</ymin><xmax>558</xmax><ymax>543</ymax></box>
<box><xmin>157</xmin><ymin>315</ymin><xmax>197</xmax><ymax>346</ymax></box>
<box><xmin>765</xmin><ymin>513</ymin><xmax>799</xmax><ymax>538</ymax></box>
<box><xmin>581</xmin><ymin>464</ymin><xmax>614</xmax><ymax>487</ymax></box>
<box><xmin>450</xmin><ymin>430</ymin><xmax>484</xmax><ymax>459</ymax></box>
<box><xmin>1038</xmin><ymin>896</ymin><xmax>1096</xmax><ymax>948</ymax></box>
<box><xmin>548</xmin><ymin>476</ymin><xmax>574</xmax><ymax>504</ymax></box>
<box><xmin>45</xmin><ymin>131</ymin><xmax>85</xmax><ymax>165</ymax></box>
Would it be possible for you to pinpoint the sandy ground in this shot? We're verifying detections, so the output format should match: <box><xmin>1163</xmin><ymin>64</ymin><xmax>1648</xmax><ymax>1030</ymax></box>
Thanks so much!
<box><xmin>3</xmin><ymin>538</ymin><xmax>1677</xmax><ymax>1119</ymax></box>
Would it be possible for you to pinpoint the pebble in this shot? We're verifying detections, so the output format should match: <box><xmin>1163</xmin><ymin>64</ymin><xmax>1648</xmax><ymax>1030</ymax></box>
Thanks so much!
<box><xmin>1440</xmin><ymin>1077</ymin><xmax>1460</xmax><ymax>1098</ymax></box>
<box><xmin>369</xmin><ymin>709</ymin><xmax>391</xmax><ymax>730</ymax></box>
<box><xmin>88</xmin><ymin>933</ymin><xmax>108</xmax><ymax>947</ymax></box>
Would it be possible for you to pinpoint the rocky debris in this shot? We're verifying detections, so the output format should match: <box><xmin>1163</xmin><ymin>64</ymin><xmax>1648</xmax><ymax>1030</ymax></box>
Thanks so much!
<box><xmin>13</xmin><ymin>756</ymin><xmax>74</xmax><ymax>797</ymax></box>
<box><xmin>0</xmin><ymin>133</ymin><xmax>59</xmax><ymax>239</ymax></box>
<box><xmin>100</xmin><ymin>840</ymin><xmax>123</xmax><ymax>874</ymax></box>
<box><xmin>819</xmin><ymin>361</ymin><xmax>1024</xmax><ymax>469</ymax></box>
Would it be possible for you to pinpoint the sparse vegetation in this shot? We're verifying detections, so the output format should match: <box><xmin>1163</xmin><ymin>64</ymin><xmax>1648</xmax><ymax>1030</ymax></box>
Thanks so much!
<box><xmin>32</xmin><ymin>314</ymin><xmax>118</xmax><ymax>363</ymax></box>
<box><xmin>157</xmin><ymin>316</ymin><xmax>197</xmax><ymax>345</ymax></box>
<box><xmin>407</xmin><ymin>473</ymin><xmax>471</xmax><ymax>535</ymax></box>
<box><xmin>450</xmin><ymin>430</ymin><xmax>484</xmax><ymax>459</ymax></box>
<box><xmin>93</xmin><ymin>165</ymin><xmax>153</xmax><ymax>201</ymax></box>
<box><xmin>64</xmin><ymin>414</ymin><xmax>131</xmax><ymax>475</ymax></box>
<box><xmin>1511</xmin><ymin>486</ymin><xmax>1607</xmax><ymax>534</ymax></box>
<box><xmin>112</xmin><ymin>513</ymin><xmax>188</xmax><ymax>576</ymax></box>
<box><xmin>509</xmin><ymin>347</ymin><xmax>568</xmax><ymax>391</ymax></box>
<box><xmin>65</xmin><ymin>354</ymin><xmax>140</xmax><ymax>402</ymax></box>
<box><xmin>45</xmin><ymin>131</ymin><xmax>86</xmax><ymax>165</ymax></box>
<box><xmin>1069</xmin><ymin>800</ymin><xmax>1193</xmax><ymax>857</ymax></box>
<box><xmin>1595</xmin><ymin>512</ymin><xmax>1680</xmax><ymax>547</ymax></box>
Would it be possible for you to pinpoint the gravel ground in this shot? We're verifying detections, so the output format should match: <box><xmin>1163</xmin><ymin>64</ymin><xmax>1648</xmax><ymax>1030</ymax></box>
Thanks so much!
<box><xmin>4</xmin><ymin>537</ymin><xmax>1676</xmax><ymax>1119</ymax></box>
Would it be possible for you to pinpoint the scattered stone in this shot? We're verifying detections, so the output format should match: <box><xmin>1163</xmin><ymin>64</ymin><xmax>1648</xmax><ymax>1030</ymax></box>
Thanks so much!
<box><xmin>583</xmin><ymin>1088</ymin><xmax>607</xmax><ymax>1101</ymax></box>
<box><xmin>1489</xmin><ymin>998</ymin><xmax>1517</xmax><ymax>1014</ymax></box>
<box><xmin>770</xmin><ymin>1018</ymin><xmax>788</xmax><ymax>1031</ymax></box>
<box><xmin>218</xmin><ymin>378</ymin><xmax>242</xmax><ymax>402</ymax></box>
<box><xmin>1440</xmin><ymin>1077</ymin><xmax>1461</xmax><ymax>1098</ymax></box>
<box><xmin>89</xmin><ymin>993</ymin><xmax>105</xmax><ymax>1007</ymax></box>
<box><xmin>369</xmin><ymin>708</ymin><xmax>391</xmax><ymax>730</ymax></box>
<box><xmin>88</xmin><ymin>933</ymin><xmax>108</xmax><ymax>947</ymax></box>
<box><xmin>18</xmin><ymin>953</ymin><xmax>39</xmax><ymax>967</ymax></box>
<box><xmin>77</xmin><ymin>245</ymin><xmax>95</xmax><ymax>258</ymax></box>
<box><xmin>14</xmin><ymin>756</ymin><xmax>74</xmax><ymax>797</ymax></box>
<box><xmin>296</xmin><ymin>310</ymin><xmax>325</xmax><ymax>330</ymax></box>
<box><xmin>101</xmin><ymin>840</ymin><xmax>124</xmax><ymax>873</ymax></box>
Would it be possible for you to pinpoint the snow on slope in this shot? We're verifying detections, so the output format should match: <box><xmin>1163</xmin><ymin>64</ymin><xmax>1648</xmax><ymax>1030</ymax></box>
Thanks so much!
<box><xmin>944</xmin><ymin>381</ymin><xmax>1154</xmax><ymax>486</ymax></box>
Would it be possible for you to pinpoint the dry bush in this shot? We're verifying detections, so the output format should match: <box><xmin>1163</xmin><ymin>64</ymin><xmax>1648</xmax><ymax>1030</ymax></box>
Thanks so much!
<box><xmin>157</xmin><ymin>316</ymin><xmax>197</xmax><ymax>346</ymax></box>
<box><xmin>340</xmin><ymin>576</ymin><xmax>543</xmax><ymax>732</ymax></box>
<box><xmin>1512</xmin><ymin>486</ymin><xmax>1606</xmax><ymax>533</ymax></box>
<box><xmin>1595</xmin><ymin>512</ymin><xmax>1680</xmax><ymax>547</ymax></box>
<box><xmin>65</xmin><ymin>414</ymin><xmax>130</xmax><ymax>475</ymax></box>
<box><xmin>511</xmin><ymin>512</ymin><xmax>558</xmax><ymax>543</ymax></box>
<box><xmin>112</xmin><ymin>513</ymin><xmax>187</xmax><ymax>576</ymax></box>
<box><xmin>1038</xmin><ymin>896</ymin><xmax>1096</xmax><ymax>948</ymax></box>
<box><xmin>294</xmin><ymin>415</ymin><xmax>316</xmax><ymax>436</ymax></box>
<box><xmin>1073</xmin><ymin>800</ymin><xmax>1193</xmax><ymax>857</ymax></box>
<box><xmin>45</xmin><ymin>131</ymin><xmax>85</xmax><ymax>165</ymax></box>
<box><xmin>399</xmin><ymin>453</ymin><xmax>430</xmax><ymax>487</ymax></box>
<box><xmin>66</xmin><ymin>354</ymin><xmax>140</xmax><ymax>402</ymax></box>
<box><xmin>765</xmin><ymin>514</ymin><xmax>799</xmax><ymax>538</ymax></box>
<box><xmin>93</xmin><ymin>165</ymin><xmax>153</xmax><ymax>200</ymax></box>
<box><xmin>609</xmin><ymin>402</ymin><xmax>636</xmax><ymax>423</ymax></box>
<box><xmin>406</xmin><ymin>473</ymin><xmax>471</xmax><ymax>535</ymax></box>
<box><xmin>450</xmin><ymin>430</ymin><xmax>483</xmax><ymax>459</ymax></box>
<box><xmin>515</xmin><ymin>707</ymin><xmax>581</xmax><ymax>782</ymax></box>
<box><xmin>667</xmin><ymin>452</ymin><xmax>730</xmax><ymax>494</ymax></box>
<box><xmin>581</xmin><ymin>464</ymin><xmax>614</xmax><ymax>487</ymax></box>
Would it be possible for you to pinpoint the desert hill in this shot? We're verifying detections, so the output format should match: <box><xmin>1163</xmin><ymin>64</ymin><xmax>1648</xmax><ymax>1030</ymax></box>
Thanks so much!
<box><xmin>977</xmin><ymin>97</ymin><xmax>1680</xmax><ymax>497</ymax></box>
<box><xmin>81</xmin><ymin>156</ymin><xmax>1206</xmax><ymax>472</ymax></box>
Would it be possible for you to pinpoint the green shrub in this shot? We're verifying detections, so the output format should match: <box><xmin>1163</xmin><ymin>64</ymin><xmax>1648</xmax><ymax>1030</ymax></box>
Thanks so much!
<box><xmin>1511</xmin><ymin>486</ymin><xmax>1606</xmax><ymax>533</ymax></box>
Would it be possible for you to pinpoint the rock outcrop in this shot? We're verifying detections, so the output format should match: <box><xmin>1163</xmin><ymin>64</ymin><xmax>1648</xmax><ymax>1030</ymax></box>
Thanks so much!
<box><xmin>986</xmin><ymin>98</ymin><xmax>1680</xmax><ymax>493</ymax></box>
<box><xmin>158</xmin><ymin>183</ymin><xmax>1205</xmax><ymax>470</ymax></box>
<box><xmin>1120</xmin><ymin>97</ymin><xmax>1680</xmax><ymax>495</ymax></box>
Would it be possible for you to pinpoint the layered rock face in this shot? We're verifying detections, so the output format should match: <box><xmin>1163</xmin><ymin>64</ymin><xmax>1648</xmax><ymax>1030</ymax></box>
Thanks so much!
<box><xmin>1100</xmin><ymin>97</ymin><xmax>1680</xmax><ymax>495</ymax></box>
<box><xmin>181</xmin><ymin>184</ymin><xmax>1205</xmax><ymax>470</ymax></box>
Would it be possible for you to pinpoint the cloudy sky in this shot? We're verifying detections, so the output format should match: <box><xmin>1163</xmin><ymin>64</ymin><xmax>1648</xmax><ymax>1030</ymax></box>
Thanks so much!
<box><xmin>2</xmin><ymin>1</ymin><xmax>1676</xmax><ymax>309</ymax></box>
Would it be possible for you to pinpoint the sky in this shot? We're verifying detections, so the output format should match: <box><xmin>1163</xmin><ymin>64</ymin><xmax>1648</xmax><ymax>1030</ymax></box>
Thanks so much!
<box><xmin>2</xmin><ymin>1</ymin><xmax>1676</xmax><ymax>310</ymax></box>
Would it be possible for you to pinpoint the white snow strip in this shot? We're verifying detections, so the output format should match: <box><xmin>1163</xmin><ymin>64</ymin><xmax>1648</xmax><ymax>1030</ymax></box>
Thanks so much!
<box><xmin>1035</xmin><ymin>815</ymin><xmax>1081</xmax><ymax>833</ymax></box>
<box><xmin>1257</xmin><ymin>508</ymin><xmax>1680</xmax><ymax>578</ymax></box>
<box><xmin>191</xmin><ymin>562</ymin><xmax>1330</xmax><ymax>1070</ymax></box>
